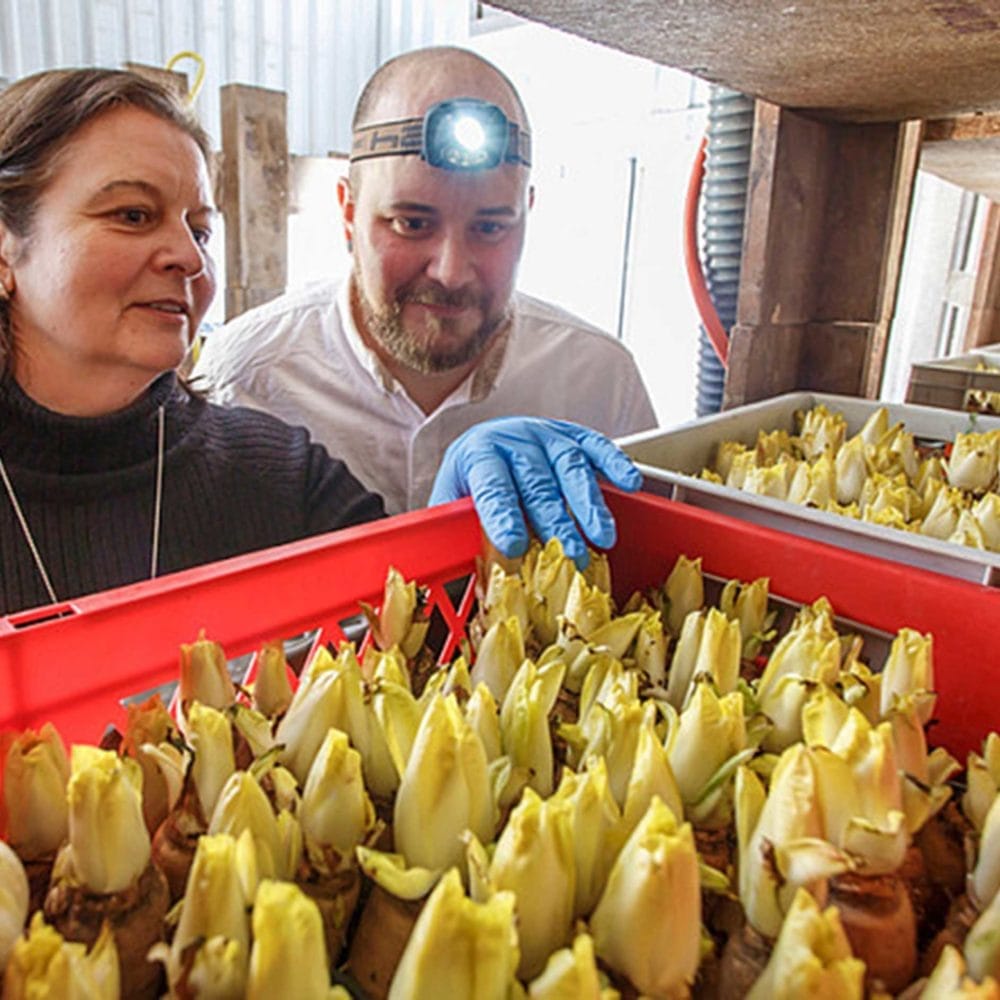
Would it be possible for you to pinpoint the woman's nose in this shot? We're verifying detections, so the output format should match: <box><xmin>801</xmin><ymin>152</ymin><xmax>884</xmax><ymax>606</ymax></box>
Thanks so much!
<box><xmin>159</xmin><ymin>223</ymin><xmax>208</xmax><ymax>278</ymax></box>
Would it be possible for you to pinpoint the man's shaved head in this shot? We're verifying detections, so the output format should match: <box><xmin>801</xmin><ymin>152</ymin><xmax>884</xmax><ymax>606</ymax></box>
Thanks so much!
<box><xmin>353</xmin><ymin>46</ymin><xmax>529</xmax><ymax>131</ymax></box>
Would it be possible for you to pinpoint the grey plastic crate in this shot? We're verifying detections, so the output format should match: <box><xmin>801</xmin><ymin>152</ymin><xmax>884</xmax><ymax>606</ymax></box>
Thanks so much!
<box><xmin>619</xmin><ymin>392</ymin><xmax>1000</xmax><ymax>587</ymax></box>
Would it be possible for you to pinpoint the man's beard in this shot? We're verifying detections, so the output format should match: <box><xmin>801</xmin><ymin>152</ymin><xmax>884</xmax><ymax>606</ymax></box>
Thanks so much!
<box><xmin>353</xmin><ymin>275</ymin><xmax>509</xmax><ymax>375</ymax></box>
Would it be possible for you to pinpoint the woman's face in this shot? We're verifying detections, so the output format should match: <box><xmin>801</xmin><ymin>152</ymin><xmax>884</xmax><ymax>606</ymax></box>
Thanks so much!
<box><xmin>0</xmin><ymin>106</ymin><xmax>216</xmax><ymax>414</ymax></box>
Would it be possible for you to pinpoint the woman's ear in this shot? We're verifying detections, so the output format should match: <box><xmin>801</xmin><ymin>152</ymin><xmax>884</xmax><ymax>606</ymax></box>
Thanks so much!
<box><xmin>0</xmin><ymin>223</ymin><xmax>17</xmax><ymax>299</ymax></box>
<box><xmin>337</xmin><ymin>175</ymin><xmax>355</xmax><ymax>253</ymax></box>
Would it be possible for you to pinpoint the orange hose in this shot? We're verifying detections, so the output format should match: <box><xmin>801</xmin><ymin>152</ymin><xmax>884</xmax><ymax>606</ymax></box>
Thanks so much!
<box><xmin>684</xmin><ymin>136</ymin><xmax>729</xmax><ymax>367</ymax></box>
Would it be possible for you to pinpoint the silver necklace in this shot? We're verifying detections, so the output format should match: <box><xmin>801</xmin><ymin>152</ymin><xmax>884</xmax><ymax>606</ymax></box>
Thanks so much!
<box><xmin>0</xmin><ymin>404</ymin><xmax>166</xmax><ymax>604</ymax></box>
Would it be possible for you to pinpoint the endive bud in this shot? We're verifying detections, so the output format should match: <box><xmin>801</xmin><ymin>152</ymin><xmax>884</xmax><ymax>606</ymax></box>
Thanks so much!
<box><xmin>965</xmin><ymin>733</ymin><xmax>1000</xmax><ymax>832</ymax></box>
<box><xmin>916</xmin><ymin>454</ymin><xmax>948</xmax><ymax>494</ymax></box>
<box><xmin>972</xmin><ymin>793</ymin><xmax>1000</xmax><ymax>910</ymax></box>
<box><xmin>966</xmin><ymin>877</ymin><xmax>1000</xmax><ymax>982</ymax></box>
<box><xmin>665</xmin><ymin>683</ymin><xmax>749</xmax><ymax>826</ymax></box>
<box><xmin>251</xmin><ymin>640</ymin><xmax>293</xmax><ymax>717</ymax></box>
<box><xmin>247</xmin><ymin>880</ymin><xmax>337</xmax><ymax>999</ymax></box>
<box><xmin>489</xmin><ymin>788</ymin><xmax>576</xmax><ymax>980</ymax></box>
<box><xmin>585</xmin><ymin>611</ymin><xmax>645</xmax><ymax>662</ymax></box>
<box><xmin>364</xmin><ymin>566</ymin><xmax>429</xmax><ymax>659</ymax></box>
<box><xmin>301</xmin><ymin>727</ymin><xmax>375</xmax><ymax>862</ymax></box>
<box><xmin>973</xmin><ymin>493</ymin><xmax>1000</xmax><ymax>551</ymax></box>
<box><xmin>797</xmin><ymin>404</ymin><xmax>846</xmax><ymax>461</ymax></box>
<box><xmin>156</xmin><ymin>831</ymin><xmax>256</xmax><ymax>994</ymax></box>
<box><xmin>714</xmin><ymin>439</ymin><xmax>748</xmax><ymax>480</ymax></box>
<box><xmin>591</xmin><ymin>797</ymin><xmax>701</xmax><ymax>998</ymax></box>
<box><xmin>719</xmin><ymin>576</ymin><xmax>771</xmax><ymax>654</ymax></box>
<box><xmin>120</xmin><ymin>696</ymin><xmax>177</xmax><ymax>834</ymax></box>
<box><xmin>185</xmin><ymin>701</ymin><xmax>237</xmax><ymax>823</ymax></box>
<box><xmin>880</xmin><ymin>628</ymin><xmax>934</xmax><ymax>722</ymax></box>
<box><xmin>0</xmin><ymin>840</ymin><xmax>28</xmax><ymax>967</ymax></box>
<box><xmin>394</xmin><ymin>694</ymin><xmax>495</xmax><ymax>872</ymax></box>
<box><xmin>582</xmin><ymin>548</ymin><xmax>612</xmax><ymax>596</ymax></box>
<box><xmin>66</xmin><ymin>745</ymin><xmax>150</xmax><ymax>893</ymax></box>
<box><xmin>746</xmin><ymin>886</ymin><xmax>864</xmax><ymax>1000</ymax></box>
<box><xmin>576</xmin><ymin>686</ymin><xmax>648</xmax><ymax>808</ymax></box>
<box><xmin>858</xmin><ymin>405</ymin><xmax>890</xmax><ymax>446</ymax></box>
<box><xmin>951</xmin><ymin>509</ymin><xmax>989</xmax><ymax>549</ymax></box>
<box><xmin>500</xmin><ymin>659</ymin><xmax>566</xmax><ymax>797</ymax></box>
<box><xmin>633</xmin><ymin>610</ymin><xmax>669</xmax><ymax>684</ymax></box>
<box><xmin>480</xmin><ymin>562</ymin><xmax>530</xmax><ymax>636</ymax></box>
<box><xmin>3</xmin><ymin>723</ymin><xmax>69</xmax><ymax>860</ymax></box>
<box><xmin>524</xmin><ymin>537</ymin><xmax>579</xmax><ymax>646</ymax></box>
<box><xmin>920</xmin><ymin>485</ymin><xmax>967</xmax><ymax>540</ymax></box>
<box><xmin>209</xmin><ymin>770</ymin><xmax>302</xmax><ymax>881</ymax></box>
<box><xmin>179</xmin><ymin>630</ymin><xmax>236</xmax><ymax>710</ymax></box>
<box><xmin>725</xmin><ymin>449</ymin><xmax>757</xmax><ymax>490</ymax></box>
<box><xmin>948</xmin><ymin>431</ymin><xmax>1000</xmax><ymax>493</ymax></box>
<box><xmin>4</xmin><ymin>912</ymin><xmax>119</xmax><ymax>999</ymax></box>
<box><xmin>756</xmin><ymin>427</ymin><xmax>795</xmax><ymax>466</ymax></box>
<box><xmin>922</xmin><ymin>944</ymin><xmax>1000</xmax><ymax>999</ymax></box>
<box><xmin>792</xmin><ymin>454</ymin><xmax>836</xmax><ymax>508</ymax></box>
<box><xmin>736</xmin><ymin>750</ymin><xmax>851</xmax><ymax>938</ymax></box>
<box><xmin>744</xmin><ymin>461</ymin><xmax>793</xmax><ymax>499</ymax></box>
<box><xmin>371</xmin><ymin>678</ymin><xmax>424</xmax><ymax>782</ymax></box>
<box><xmin>664</xmin><ymin>554</ymin><xmax>704</xmax><ymax>636</ymax></box>
<box><xmin>465</xmin><ymin>682</ymin><xmax>502</xmax><ymax>761</ymax></box>
<box><xmin>527</xmin><ymin>933</ymin><xmax>617</xmax><ymax>1000</ymax></box>
<box><xmin>861</xmin><ymin>472</ymin><xmax>920</xmax><ymax>521</ymax></box>
<box><xmin>666</xmin><ymin>607</ymin><xmax>741</xmax><ymax>710</ymax></box>
<box><xmin>562</xmin><ymin>573</ymin><xmax>613</xmax><ymax>641</ymax></box>
<box><xmin>834</xmin><ymin>434</ymin><xmax>868</xmax><ymax>504</ymax></box>
<box><xmin>388</xmin><ymin>868</ymin><xmax>519</xmax><ymax>1000</ymax></box>
<box><xmin>471</xmin><ymin>615</ymin><xmax>526</xmax><ymax>702</ymax></box>
<box><xmin>622</xmin><ymin>718</ymin><xmax>684</xmax><ymax>837</ymax></box>
<box><xmin>364</xmin><ymin>645</ymin><xmax>410</xmax><ymax>688</ymax></box>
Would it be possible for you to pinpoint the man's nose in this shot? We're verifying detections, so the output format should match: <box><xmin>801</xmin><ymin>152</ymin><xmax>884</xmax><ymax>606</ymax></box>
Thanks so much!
<box><xmin>424</xmin><ymin>230</ymin><xmax>476</xmax><ymax>288</ymax></box>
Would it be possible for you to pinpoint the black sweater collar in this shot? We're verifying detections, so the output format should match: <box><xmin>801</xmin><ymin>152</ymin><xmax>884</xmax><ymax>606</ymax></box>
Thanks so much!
<box><xmin>0</xmin><ymin>371</ymin><xmax>194</xmax><ymax>474</ymax></box>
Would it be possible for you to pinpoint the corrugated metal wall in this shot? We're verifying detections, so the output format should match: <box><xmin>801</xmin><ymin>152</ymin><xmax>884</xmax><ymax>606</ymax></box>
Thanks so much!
<box><xmin>0</xmin><ymin>0</ymin><xmax>474</xmax><ymax>154</ymax></box>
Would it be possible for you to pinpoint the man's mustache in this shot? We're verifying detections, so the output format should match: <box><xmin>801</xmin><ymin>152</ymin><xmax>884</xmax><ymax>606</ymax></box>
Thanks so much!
<box><xmin>400</xmin><ymin>285</ymin><xmax>483</xmax><ymax>309</ymax></box>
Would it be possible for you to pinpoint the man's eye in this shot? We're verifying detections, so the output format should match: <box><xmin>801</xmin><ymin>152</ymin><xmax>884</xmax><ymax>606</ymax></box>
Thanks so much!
<box><xmin>390</xmin><ymin>216</ymin><xmax>431</xmax><ymax>236</ymax></box>
<box><xmin>473</xmin><ymin>220</ymin><xmax>508</xmax><ymax>240</ymax></box>
<box><xmin>191</xmin><ymin>226</ymin><xmax>213</xmax><ymax>248</ymax></box>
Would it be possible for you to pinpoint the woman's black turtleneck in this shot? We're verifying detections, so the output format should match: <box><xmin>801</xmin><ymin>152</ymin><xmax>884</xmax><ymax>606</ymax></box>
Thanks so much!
<box><xmin>0</xmin><ymin>371</ymin><xmax>385</xmax><ymax>614</ymax></box>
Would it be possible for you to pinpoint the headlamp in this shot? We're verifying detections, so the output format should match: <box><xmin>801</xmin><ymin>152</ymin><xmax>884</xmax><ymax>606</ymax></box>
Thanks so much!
<box><xmin>350</xmin><ymin>98</ymin><xmax>531</xmax><ymax>171</ymax></box>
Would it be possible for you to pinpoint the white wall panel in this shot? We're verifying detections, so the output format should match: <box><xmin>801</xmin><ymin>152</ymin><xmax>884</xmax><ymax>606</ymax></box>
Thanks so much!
<box><xmin>0</xmin><ymin>0</ymin><xmax>474</xmax><ymax>153</ymax></box>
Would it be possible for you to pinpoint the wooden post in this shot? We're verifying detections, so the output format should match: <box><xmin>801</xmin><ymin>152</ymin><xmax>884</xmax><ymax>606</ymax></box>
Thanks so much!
<box><xmin>964</xmin><ymin>200</ymin><xmax>1000</xmax><ymax>349</ymax></box>
<box><xmin>724</xmin><ymin>102</ymin><xmax>921</xmax><ymax>407</ymax></box>
<box><xmin>219</xmin><ymin>84</ymin><xmax>288</xmax><ymax>320</ymax></box>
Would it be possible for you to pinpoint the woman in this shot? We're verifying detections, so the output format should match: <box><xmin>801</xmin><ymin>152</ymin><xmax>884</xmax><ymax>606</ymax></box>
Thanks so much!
<box><xmin>0</xmin><ymin>68</ymin><xmax>638</xmax><ymax>616</ymax></box>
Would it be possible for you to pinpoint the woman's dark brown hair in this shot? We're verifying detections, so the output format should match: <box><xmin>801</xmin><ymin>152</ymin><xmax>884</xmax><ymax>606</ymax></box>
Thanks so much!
<box><xmin>0</xmin><ymin>67</ymin><xmax>212</xmax><ymax>371</ymax></box>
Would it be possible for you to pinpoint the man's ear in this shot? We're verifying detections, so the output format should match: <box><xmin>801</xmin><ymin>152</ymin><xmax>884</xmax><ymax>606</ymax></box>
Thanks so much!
<box><xmin>337</xmin><ymin>175</ymin><xmax>355</xmax><ymax>251</ymax></box>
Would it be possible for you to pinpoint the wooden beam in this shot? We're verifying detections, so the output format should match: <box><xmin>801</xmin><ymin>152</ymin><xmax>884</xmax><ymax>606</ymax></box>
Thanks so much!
<box><xmin>724</xmin><ymin>103</ymin><xmax>921</xmax><ymax>406</ymax></box>
<box><xmin>964</xmin><ymin>200</ymin><xmax>1000</xmax><ymax>349</ymax></box>
<box><xmin>923</xmin><ymin>113</ymin><xmax>1000</xmax><ymax>142</ymax></box>
<box><xmin>219</xmin><ymin>84</ymin><xmax>288</xmax><ymax>320</ymax></box>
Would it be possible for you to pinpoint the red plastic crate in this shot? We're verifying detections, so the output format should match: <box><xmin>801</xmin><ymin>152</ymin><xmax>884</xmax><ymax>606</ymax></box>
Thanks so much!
<box><xmin>1</xmin><ymin>490</ymin><xmax>998</xmax><ymax>760</ymax></box>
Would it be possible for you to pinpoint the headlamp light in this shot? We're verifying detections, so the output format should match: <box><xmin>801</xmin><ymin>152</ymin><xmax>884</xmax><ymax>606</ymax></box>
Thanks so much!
<box><xmin>350</xmin><ymin>98</ymin><xmax>531</xmax><ymax>172</ymax></box>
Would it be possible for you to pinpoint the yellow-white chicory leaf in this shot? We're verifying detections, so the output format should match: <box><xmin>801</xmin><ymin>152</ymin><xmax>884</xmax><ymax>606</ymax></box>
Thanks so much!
<box><xmin>527</xmin><ymin>933</ymin><xmax>618</xmax><ymax>1000</ymax></box>
<box><xmin>387</xmin><ymin>868</ymin><xmax>519</xmax><ymax>1000</ymax></box>
<box><xmin>590</xmin><ymin>797</ymin><xmax>700</xmax><ymax>998</ymax></box>
<box><xmin>746</xmin><ymin>886</ymin><xmax>864</xmax><ymax>1000</ymax></box>
<box><xmin>0</xmin><ymin>839</ymin><xmax>29</xmax><ymax>968</ymax></box>
<box><xmin>489</xmin><ymin>787</ymin><xmax>576</xmax><ymax>980</ymax></box>
<box><xmin>3</xmin><ymin>723</ymin><xmax>69</xmax><ymax>860</ymax></box>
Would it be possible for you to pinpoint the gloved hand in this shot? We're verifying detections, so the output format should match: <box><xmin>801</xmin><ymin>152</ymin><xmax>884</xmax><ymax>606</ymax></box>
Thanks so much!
<box><xmin>429</xmin><ymin>417</ymin><xmax>643</xmax><ymax>568</ymax></box>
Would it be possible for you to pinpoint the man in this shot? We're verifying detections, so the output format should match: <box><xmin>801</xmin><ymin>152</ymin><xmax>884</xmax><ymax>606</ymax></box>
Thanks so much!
<box><xmin>194</xmin><ymin>45</ymin><xmax>656</xmax><ymax>515</ymax></box>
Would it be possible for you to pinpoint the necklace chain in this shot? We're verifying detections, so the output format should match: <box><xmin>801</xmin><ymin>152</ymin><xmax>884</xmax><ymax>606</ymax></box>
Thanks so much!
<box><xmin>0</xmin><ymin>404</ymin><xmax>166</xmax><ymax>605</ymax></box>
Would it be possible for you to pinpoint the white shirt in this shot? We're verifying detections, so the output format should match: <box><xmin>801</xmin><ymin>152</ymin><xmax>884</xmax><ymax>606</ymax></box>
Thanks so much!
<box><xmin>193</xmin><ymin>279</ymin><xmax>657</xmax><ymax>515</ymax></box>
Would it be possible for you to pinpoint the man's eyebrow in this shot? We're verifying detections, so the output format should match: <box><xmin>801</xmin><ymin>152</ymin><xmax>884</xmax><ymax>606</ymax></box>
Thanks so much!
<box><xmin>387</xmin><ymin>200</ymin><xmax>437</xmax><ymax>214</ymax></box>
<box><xmin>474</xmin><ymin>206</ymin><xmax>518</xmax><ymax>218</ymax></box>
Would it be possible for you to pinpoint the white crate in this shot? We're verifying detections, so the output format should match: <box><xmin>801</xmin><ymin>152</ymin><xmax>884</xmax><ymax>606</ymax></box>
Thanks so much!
<box><xmin>906</xmin><ymin>348</ymin><xmax>1000</xmax><ymax>413</ymax></box>
<box><xmin>619</xmin><ymin>392</ymin><xmax>1000</xmax><ymax>587</ymax></box>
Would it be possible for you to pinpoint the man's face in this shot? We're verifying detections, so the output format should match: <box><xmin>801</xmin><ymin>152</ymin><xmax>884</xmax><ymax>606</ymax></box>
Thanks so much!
<box><xmin>341</xmin><ymin>153</ymin><xmax>530</xmax><ymax>374</ymax></box>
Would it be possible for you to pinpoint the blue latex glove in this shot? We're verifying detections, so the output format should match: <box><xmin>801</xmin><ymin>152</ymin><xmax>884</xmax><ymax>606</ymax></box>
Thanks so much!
<box><xmin>429</xmin><ymin>417</ymin><xmax>643</xmax><ymax>568</ymax></box>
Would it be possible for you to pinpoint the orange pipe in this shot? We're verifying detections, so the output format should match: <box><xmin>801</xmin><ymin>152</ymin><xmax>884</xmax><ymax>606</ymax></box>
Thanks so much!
<box><xmin>684</xmin><ymin>136</ymin><xmax>729</xmax><ymax>367</ymax></box>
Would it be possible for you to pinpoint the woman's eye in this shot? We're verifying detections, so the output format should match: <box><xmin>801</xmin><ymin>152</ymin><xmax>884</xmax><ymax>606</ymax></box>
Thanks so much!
<box><xmin>114</xmin><ymin>207</ymin><xmax>152</xmax><ymax>226</ymax></box>
<box><xmin>191</xmin><ymin>227</ymin><xmax>213</xmax><ymax>248</ymax></box>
